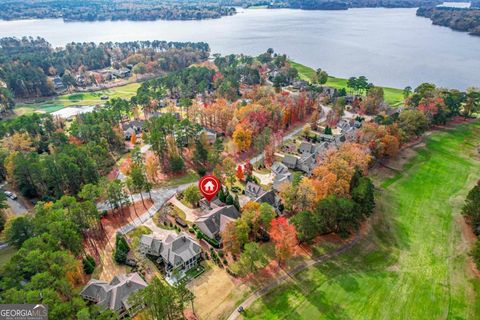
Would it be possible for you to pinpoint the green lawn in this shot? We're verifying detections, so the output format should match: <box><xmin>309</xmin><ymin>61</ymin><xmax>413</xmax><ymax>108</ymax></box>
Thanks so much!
<box><xmin>126</xmin><ymin>225</ymin><xmax>152</xmax><ymax>249</ymax></box>
<box><xmin>290</xmin><ymin>61</ymin><xmax>404</xmax><ymax>107</ymax></box>
<box><xmin>244</xmin><ymin>121</ymin><xmax>480</xmax><ymax>319</ymax></box>
<box><xmin>15</xmin><ymin>82</ymin><xmax>141</xmax><ymax>115</ymax></box>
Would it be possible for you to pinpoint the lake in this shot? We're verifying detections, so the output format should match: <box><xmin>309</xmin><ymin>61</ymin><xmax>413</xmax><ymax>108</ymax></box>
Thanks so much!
<box><xmin>0</xmin><ymin>7</ymin><xmax>479</xmax><ymax>90</ymax></box>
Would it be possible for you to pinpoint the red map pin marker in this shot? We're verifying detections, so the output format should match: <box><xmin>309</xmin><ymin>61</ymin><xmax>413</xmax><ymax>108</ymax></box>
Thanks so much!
<box><xmin>199</xmin><ymin>175</ymin><xmax>221</xmax><ymax>202</ymax></box>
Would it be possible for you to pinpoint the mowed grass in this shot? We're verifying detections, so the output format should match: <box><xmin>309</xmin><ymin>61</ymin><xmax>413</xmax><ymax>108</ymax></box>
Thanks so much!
<box><xmin>15</xmin><ymin>82</ymin><xmax>141</xmax><ymax>115</ymax></box>
<box><xmin>244</xmin><ymin>121</ymin><xmax>480</xmax><ymax>320</ymax></box>
<box><xmin>290</xmin><ymin>60</ymin><xmax>404</xmax><ymax>107</ymax></box>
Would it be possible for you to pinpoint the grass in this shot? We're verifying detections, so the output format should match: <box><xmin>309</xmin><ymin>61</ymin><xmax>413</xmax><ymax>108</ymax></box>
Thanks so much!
<box><xmin>126</xmin><ymin>225</ymin><xmax>152</xmax><ymax>249</ymax></box>
<box><xmin>244</xmin><ymin>121</ymin><xmax>480</xmax><ymax>319</ymax></box>
<box><xmin>15</xmin><ymin>82</ymin><xmax>141</xmax><ymax>115</ymax></box>
<box><xmin>290</xmin><ymin>60</ymin><xmax>404</xmax><ymax>107</ymax></box>
<box><xmin>0</xmin><ymin>246</ymin><xmax>16</xmax><ymax>269</ymax></box>
<box><xmin>158</xmin><ymin>170</ymin><xmax>199</xmax><ymax>188</ymax></box>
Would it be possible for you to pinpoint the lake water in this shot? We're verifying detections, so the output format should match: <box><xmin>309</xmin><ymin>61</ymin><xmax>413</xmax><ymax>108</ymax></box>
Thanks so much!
<box><xmin>0</xmin><ymin>7</ymin><xmax>479</xmax><ymax>89</ymax></box>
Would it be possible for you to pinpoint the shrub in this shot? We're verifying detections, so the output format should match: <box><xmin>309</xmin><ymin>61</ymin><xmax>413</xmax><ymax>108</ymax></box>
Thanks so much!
<box><xmin>471</xmin><ymin>239</ymin><xmax>480</xmax><ymax>270</ymax></box>
<box><xmin>113</xmin><ymin>234</ymin><xmax>130</xmax><ymax>264</ymax></box>
<box><xmin>82</xmin><ymin>255</ymin><xmax>96</xmax><ymax>274</ymax></box>
<box><xmin>0</xmin><ymin>211</ymin><xmax>6</xmax><ymax>233</ymax></box>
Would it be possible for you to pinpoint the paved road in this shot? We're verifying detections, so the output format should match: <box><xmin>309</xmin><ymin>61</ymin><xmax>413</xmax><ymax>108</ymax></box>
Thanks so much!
<box><xmin>6</xmin><ymin>197</ymin><xmax>28</xmax><ymax>215</ymax></box>
<box><xmin>226</xmin><ymin>231</ymin><xmax>362</xmax><ymax>320</ymax></box>
<box><xmin>97</xmin><ymin>183</ymin><xmax>193</xmax><ymax>235</ymax></box>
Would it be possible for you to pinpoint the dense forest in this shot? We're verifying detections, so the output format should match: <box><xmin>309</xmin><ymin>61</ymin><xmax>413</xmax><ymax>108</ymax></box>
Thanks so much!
<box><xmin>0</xmin><ymin>37</ymin><xmax>210</xmax><ymax>100</ymax></box>
<box><xmin>239</xmin><ymin>0</ymin><xmax>441</xmax><ymax>10</ymax></box>
<box><xmin>0</xmin><ymin>0</ymin><xmax>236</xmax><ymax>21</ymax></box>
<box><xmin>417</xmin><ymin>7</ymin><xmax>480</xmax><ymax>36</ymax></box>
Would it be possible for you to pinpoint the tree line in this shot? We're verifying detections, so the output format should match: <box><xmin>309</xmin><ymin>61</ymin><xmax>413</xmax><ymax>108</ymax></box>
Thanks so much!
<box><xmin>0</xmin><ymin>0</ymin><xmax>236</xmax><ymax>22</ymax></box>
<box><xmin>0</xmin><ymin>37</ymin><xmax>210</xmax><ymax>99</ymax></box>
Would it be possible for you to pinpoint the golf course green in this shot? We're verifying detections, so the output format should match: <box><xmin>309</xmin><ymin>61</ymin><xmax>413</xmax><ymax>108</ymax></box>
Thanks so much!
<box><xmin>244</xmin><ymin>120</ymin><xmax>480</xmax><ymax>319</ymax></box>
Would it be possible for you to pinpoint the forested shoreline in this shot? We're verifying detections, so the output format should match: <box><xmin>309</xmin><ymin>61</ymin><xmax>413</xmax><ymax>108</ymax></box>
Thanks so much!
<box><xmin>0</xmin><ymin>0</ymin><xmax>236</xmax><ymax>22</ymax></box>
<box><xmin>0</xmin><ymin>37</ymin><xmax>210</xmax><ymax>114</ymax></box>
<box><xmin>417</xmin><ymin>6</ymin><xmax>480</xmax><ymax>36</ymax></box>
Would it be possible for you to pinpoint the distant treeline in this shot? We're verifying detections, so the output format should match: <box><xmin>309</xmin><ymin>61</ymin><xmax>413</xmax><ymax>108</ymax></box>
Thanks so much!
<box><xmin>0</xmin><ymin>37</ymin><xmax>210</xmax><ymax>100</ymax></box>
<box><xmin>417</xmin><ymin>7</ymin><xmax>480</xmax><ymax>36</ymax></box>
<box><xmin>238</xmin><ymin>0</ymin><xmax>441</xmax><ymax>10</ymax></box>
<box><xmin>0</xmin><ymin>0</ymin><xmax>236</xmax><ymax>22</ymax></box>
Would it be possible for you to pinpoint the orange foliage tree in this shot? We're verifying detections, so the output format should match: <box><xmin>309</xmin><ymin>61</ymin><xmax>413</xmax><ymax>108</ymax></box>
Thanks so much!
<box><xmin>236</xmin><ymin>165</ymin><xmax>245</xmax><ymax>181</ymax></box>
<box><xmin>269</xmin><ymin>217</ymin><xmax>298</xmax><ymax>265</ymax></box>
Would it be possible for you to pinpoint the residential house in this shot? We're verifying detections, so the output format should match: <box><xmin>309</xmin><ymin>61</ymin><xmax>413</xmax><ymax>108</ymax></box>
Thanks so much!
<box><xmin>199</xmin><ymin>197</ymin><xmax>225</xmax><ymax>211</ymax></box>
<box><xmin>254</xmin><ymin>190</ymin><xmax>281</xmax><ymax>211</ymax></box>
<box><xmin>198</xmin><ymin>128</ymin><xmax>217</xmax><ymax>144</ymax></box>
<box><xmin>112</xmin><ymin>68</ymin><xmax>131</xmax><ymax>79</ymax></box>
<box><xmin>245</xmin><ymin>182</ymin><xmax>264</xmax><ymax>199</ymax></box>
<box><xmin>195</xmin><ymin>205</ymin><xmax>240</xmax><ymax>240</ymax></box>
<box><xmin>282</xmin><ymin>154</ymin><xmax>298</xmax><ymax>169</ymax></box>
<box><xmin>297</xmin><ymin>153</ymin><xmax>316</xmax><ymax>175</ymax></box>
<box><xmin>271</xmin><ymin>161</ymin><xmax>289</xmax><ymax>176</ymax></box>
<box><xmin>299</xmin><ymin>142</ymin><xmax>315</xmax><ymax>155</ymax></box>
<box><xmin>139</xmin><ymin>233</ymin><xmax>202</xmax><ymax>276</ymax></box>
<box><xmin>80</xmin><ymin>273</ymin><xmax>147</xmax><ymax>318</ymax></box>
<box><xmin>53</xmin><ymin>76</ymin><xmax>66</xmax><ymax>92</ymax></box>
<box><xmin>122</xmin><ymin>120</ymin><xmax>144</xmax><ymax>140</ymax></box>
<box><xmin>273</xmin><ymin>172</ymin><xmax>293</xmax><ymax>191</ymax></box>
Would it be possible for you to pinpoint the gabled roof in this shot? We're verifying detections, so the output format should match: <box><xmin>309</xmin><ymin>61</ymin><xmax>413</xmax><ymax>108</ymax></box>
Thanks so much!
<box><xmin>282</xmin><ymin>154</ymin><xmax>298</xmax><ymax>167</ymax></box>
<box><xmin>159</xmin><ymin>233</ymin><xmax>201</xmax><ymax>267</ymax></box>
<box><xmin>139</xmin><ymin>234</ymin><xmax>162</xmax><ymax>256</ymax></box>
<box><xmin>271</xmin><ymin>161</ymin><xmax>289</xmax><ymax>175</ymax></box>
<box><xmin>254</xmin><ymin>190</ymin><xmax>278</xmax><ymax>208</ymax></box>
<box><xmin>80</xmin><ymin>273</ymin><xmax>147</xmax><ymax>312</ymax></box>
<box><xmin>245</xmin><ymin>182</ymin><xmax>264</xmax><ymax>199</ymax></box>
<box><xmin>195</xmin><ymin>205</ymin><xmax>240</xmax><ymax>238</ymax></box>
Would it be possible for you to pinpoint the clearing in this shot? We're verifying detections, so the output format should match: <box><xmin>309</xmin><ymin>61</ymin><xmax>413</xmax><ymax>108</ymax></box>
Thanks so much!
<box><xmin>290</xmin><ymin>61</ymin><xmax>404</xmax><ymax>107</ymax></box>
<box><xmin>14</xmin><ymin>82</ymin><xmax>141</xmax><ymax>115</ymax></box>
<box><xmin>244</xmin><ymin>121</ymin><xmax>480</xmax><ymax>319</ymax></box>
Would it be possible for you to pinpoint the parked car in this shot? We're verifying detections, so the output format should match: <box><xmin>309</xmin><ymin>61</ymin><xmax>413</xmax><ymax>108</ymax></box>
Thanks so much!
<box><xmin>4</xmin><ymin>191</ymin><xmax>17</xmax><ymax>200</ymax></box>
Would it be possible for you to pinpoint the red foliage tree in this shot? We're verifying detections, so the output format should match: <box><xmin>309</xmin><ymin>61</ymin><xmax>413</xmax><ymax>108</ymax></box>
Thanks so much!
<box><xmin>269</xmin><ymin>217</ymin><xmax>298</xmax><ymax>265</ymax></box>
<box><xmin>236</xmin><ymin>165</ymin><xmax>245</xmax><ymax>181</ymax></box>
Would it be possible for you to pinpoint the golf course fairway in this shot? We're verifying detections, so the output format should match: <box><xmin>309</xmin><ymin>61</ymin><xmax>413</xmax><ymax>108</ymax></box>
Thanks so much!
<box><xmin>244</xmin><ymin>120</ymin><xmax>480</xmax><ymax>319</ymax></box>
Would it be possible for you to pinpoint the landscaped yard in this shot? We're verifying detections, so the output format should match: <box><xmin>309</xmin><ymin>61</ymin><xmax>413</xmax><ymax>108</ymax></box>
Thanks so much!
<box><xmin>290</xmin><ymin>60</ymin><xmax>404</xmax><ymax>107</ymax></box>
<box><xmin>126</xmin><ymin>225</ymin><xmax>152</xmax><ymax>249</ymax></box>
<box><xmin>244</xmin><ymin>121</ymin><xmax>480</xmax><ymax>319</ymax></box>
<box><xmin>14</xmin><ymin>82</ymin><xmax>141</xmax><ymax>115</ymax></box>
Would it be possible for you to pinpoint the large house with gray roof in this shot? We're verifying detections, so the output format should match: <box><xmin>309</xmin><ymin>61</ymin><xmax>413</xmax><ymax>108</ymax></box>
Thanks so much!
<box><xmin>139</xmin><ymin>233</ymin><xmax>202</xmax><ymax>276</ymax></box>
<box><xmin>80</xmin><ymin>273</ymin><xmax>147</xmax><ymax>318</ymax></box>
<box><xmin>195</xmin><ymin>205</ymin><xmax>240</xmax><ymax>241</ymax></box>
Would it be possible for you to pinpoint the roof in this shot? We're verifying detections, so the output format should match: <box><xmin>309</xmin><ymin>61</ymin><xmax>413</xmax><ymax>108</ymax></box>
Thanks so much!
<box><xmin>195</xmin><ymin>205</ymin><xmax>240</xmax><ymax>238</ymax></box>
<box><xmin>282</xmin><ymin>155</ymin><xmax>298</xmax><ymax>167</ymax></box>
<box><xmin>271</xmin><ymin>161</ymin><xmax>289</xmax><ymax>175</ymax></box>
<box><xmin>122</xmin><ymin>120</ymin><xmax>144</xmax><ymax>131</ymax></box>
<box><xmin>80</xmin><ymin>273</ymin><xmax>147</xmax><ymax>312</ymax></box>
<box><xmin>254</xmin><ymin>190</ymin><xmax>278</xmax><ymax>207</ymax></box>
<box><xmin>139</xmin><ymin>234</ymin><xmax>163</xmax><ymax>256</ymax></box>
<box><xmin>245</xmin><ymin>182</ymin><xmax>264</xmax><ymax>199</ymax></box>
<box><xmin>299</xmin><ymin>142</ymin><xmax>314</xmax><ymax>154</ymax></box>
<box><xmin>159</xmin><ymin>233</ymin><xmax>201</xmax><ymax>268</ymax></box>
<box><xmin>273</xmin><ymin>172</ymin><xmax>292</xmax><ymax>191</ymax></box>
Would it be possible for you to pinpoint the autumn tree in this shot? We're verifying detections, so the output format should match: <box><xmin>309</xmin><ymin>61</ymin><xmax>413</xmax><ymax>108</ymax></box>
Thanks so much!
<box><xmin>221</xmin><ymin>222</ymin><xmax>242</xmax><ymax>256</ymax></box>
<box><xmin>232</xmin><ymin>124</ymin><xmax>252</xmax><ymax>152</ymax></box>
<box><xmin>236</xmin><ymin>165</ymin><xmax>244</xmax><ymax>181</ymax></box>
<box><xmin>130</xmin><ymin>132</ymin><xmax>137</xmax><ymax>145</ymax></box>
<box><xmin>269</xmin><ymin>217</ymin><xmax>297</xmax><ymax>265</ymax></box>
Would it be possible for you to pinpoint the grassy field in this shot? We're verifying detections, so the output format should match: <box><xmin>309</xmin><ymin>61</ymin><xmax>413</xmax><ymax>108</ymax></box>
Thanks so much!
<box><xmin>0</xmin><ymin>246</ymin><xmax>16</xmax><ymax>269</ymax></box>
<box><xmin>290</xmin><ymin>61</ymin><xmax>404</xmax><ymax>107</ymax></box>
<box><xmin>244</xmin><ymin>121</ymin><xmax>480</xmax><ymax>319</ymax></box>
<box><xmin>14</xmin><ymin>82</ymin><xmax>141</xmax><ymax>115</ymax></box>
